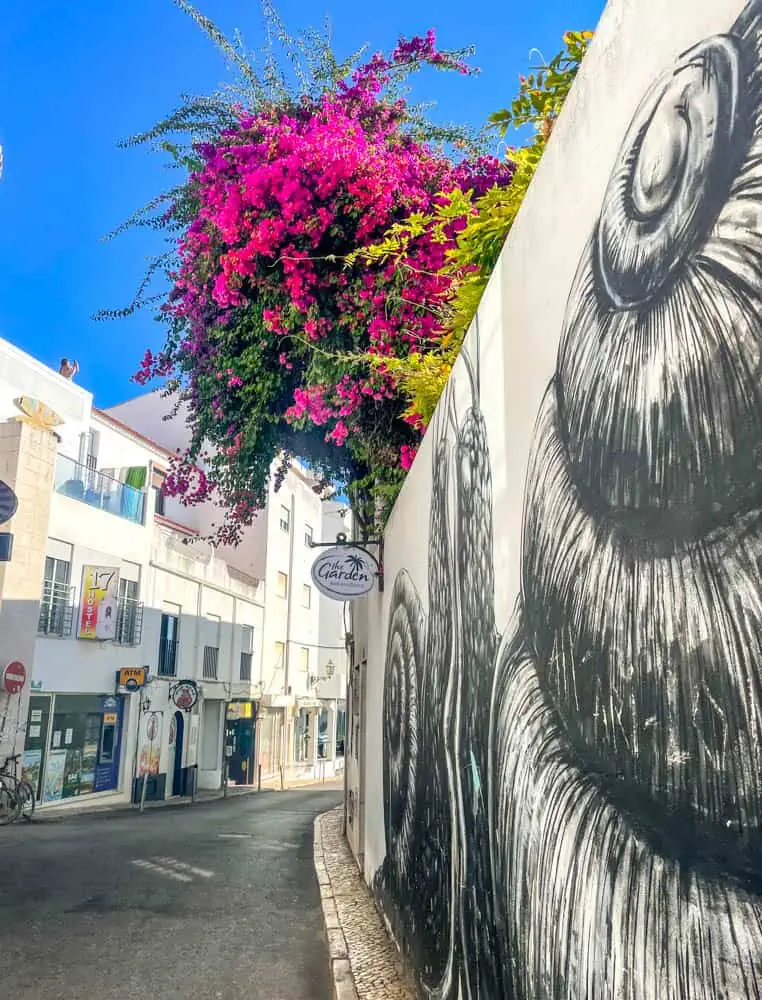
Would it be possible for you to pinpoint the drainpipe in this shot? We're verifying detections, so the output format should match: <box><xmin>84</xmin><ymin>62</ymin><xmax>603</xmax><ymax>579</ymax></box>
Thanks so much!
<box><xmin>280</xmin><ymin>490</ymin><xmax>297</xmax><ymax>788</ymax></box>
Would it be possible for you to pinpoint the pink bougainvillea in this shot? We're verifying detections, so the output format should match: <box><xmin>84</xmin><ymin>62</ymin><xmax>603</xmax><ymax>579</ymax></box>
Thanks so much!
<box><xmin>138</xmin><ymin>32</ymin><xmax>513</xmax><ymax>539</ymax></box>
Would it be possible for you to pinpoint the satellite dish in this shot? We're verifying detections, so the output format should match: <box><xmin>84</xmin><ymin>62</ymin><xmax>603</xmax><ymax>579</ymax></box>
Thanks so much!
<box><xmin>0</xmin><ymin>481</ymin><xmax>18</xmax><ymax>526</ymax></box>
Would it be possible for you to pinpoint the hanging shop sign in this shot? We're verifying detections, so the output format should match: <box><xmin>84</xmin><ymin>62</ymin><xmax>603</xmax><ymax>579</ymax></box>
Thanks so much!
<box><xmin>2</xmin><ymin>661</ymin><xmax>26</xmax><ymax>694</ymax></box>
<box><xmin>116</xmin><ymin>667</ymin><xmax>148</xmax><ymax>693</ymax></box>
<box><xmin>171</xmin><ymin>680</ymin><xmax>199</xmax><ymax>711</ymax></box>
<box><xmin>311</xmin><ymin>545</ymin><xmax>378</xmax><ymax>601</ymax></box>
<box><xmin>79</xmin><ymin>565</ymin><xmax>120</xmax><ymax>641</ymax></box>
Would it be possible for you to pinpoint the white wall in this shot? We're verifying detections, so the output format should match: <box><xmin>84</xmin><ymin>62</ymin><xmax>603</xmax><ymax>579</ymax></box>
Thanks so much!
<box><xmin>0</xmin><ymin>335</ymin><xmax>92</xmax><ymax>458</ymax></box>
<box><xmin>356</xmin><ymin>1</ymin><xmax>762</xmax><ymax>997</ymax></box>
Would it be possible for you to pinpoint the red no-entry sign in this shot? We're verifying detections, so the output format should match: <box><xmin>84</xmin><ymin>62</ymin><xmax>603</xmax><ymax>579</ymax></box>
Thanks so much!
<box><xmin>2</xmin><ymin>661</ymin><xmax>26</xmax><ymax>694</ymax></box>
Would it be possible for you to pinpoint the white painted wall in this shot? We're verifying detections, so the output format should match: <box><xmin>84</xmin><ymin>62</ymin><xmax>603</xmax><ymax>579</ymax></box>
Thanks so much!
<box><xmin>354</xmin><ymin>1</ymin><xmax>762</xmax><ymax>995</ymax></box>
<box><xmin>0</xmin><ymin>335</ymin><xmax>92</xmax><ymax>458</ymax></box>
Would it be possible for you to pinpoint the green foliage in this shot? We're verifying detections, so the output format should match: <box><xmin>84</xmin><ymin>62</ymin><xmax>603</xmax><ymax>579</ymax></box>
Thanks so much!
<box><xmin>349</xmin><ymin>30</ymin><xmax>593</xmax><ymax>425</ymax></box>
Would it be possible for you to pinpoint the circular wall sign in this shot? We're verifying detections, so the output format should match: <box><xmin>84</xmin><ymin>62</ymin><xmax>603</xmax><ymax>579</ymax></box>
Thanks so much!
<box><xmin>0</xmin><ymin>481</ymin><xmax>18</xmax><ymax>526</ymax></box>
<box><xmin>172</xmin><ymin>680</ymin><xmax>199</xmax><ymax>711</ymax></box>
<box><xmin>2</xmin><ymin>661</ymin><xmax>26</xmax><ymax>694</ymax></box>
<box><xmin>124</xmin><ymin>677</ymin><xmax>139</xmax><ymax>692</ymax></box>
<box><xmin>311</xmin><ymin>545</ymin><xmax>378</xmax><ymax>601</ymax></box>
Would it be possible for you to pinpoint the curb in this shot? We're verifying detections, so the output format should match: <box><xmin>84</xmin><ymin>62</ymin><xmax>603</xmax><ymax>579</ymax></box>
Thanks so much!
<box><xmin>31</xmin><ymin>786</ymin><xmax>268</xmax><ymax>824</ymax></box>
<box><xmin>314</xmin><ymin>812</ymin><xmax>360</xmax><ymax>1000</ymax></box>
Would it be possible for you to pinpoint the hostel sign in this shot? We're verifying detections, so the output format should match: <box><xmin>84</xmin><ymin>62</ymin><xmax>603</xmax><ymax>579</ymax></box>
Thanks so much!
<box><xmin>79</xmin><ymin>566</ymin><xmax>120</xmax><ymax>641</ymax></box>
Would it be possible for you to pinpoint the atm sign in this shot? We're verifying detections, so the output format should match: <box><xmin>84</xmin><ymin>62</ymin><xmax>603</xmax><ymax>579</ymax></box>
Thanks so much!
<box><xmin>117</xmin><ymin>667</ymin><xmax>147</xmax><ymax>692</ymax></box>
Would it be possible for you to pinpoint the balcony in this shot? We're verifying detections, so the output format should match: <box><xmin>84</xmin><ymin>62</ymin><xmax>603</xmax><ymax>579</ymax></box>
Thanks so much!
<box><xmin>54</xmin><ymin>455</ymin><xmax>146</xmax><ymax>525</ymax></box>
<box><xmin>157</xmin><ymin>638</ymin><xmax>179</xmax><ymax>676</ymax></box>
<box><xmin>38</xmin><ymin>581</ymin><xmax>75</xmax><ymax>637</ymax></box>
<box><xmin>115</xmin><ymin>597</ymin><xmax>144</xmax><ymax>647</ymax></box>
<box><xmin>202</xmin><ymin>645</ymin><xmax>219</xmax><ymax>680</ymax></box>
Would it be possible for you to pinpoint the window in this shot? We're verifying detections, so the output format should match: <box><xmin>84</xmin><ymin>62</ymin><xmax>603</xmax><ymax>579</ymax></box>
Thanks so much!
<box><xmin>203</xmin><ymin>614</ymin><xmax>221</xmax><ymax>678</ymax></box>
<box><xmin>239</xmin><ymin>651</ymin><xmax>253</xmax><ymax>681</ymax></box>
<box><xmin>158</xmin><ymin>610</ymin><xmax>180</xmax><ymax>676</ymax></box>
<box><xmin>151</xmin><ymin>467</ymin><xmax>167</xmax><ymax>516</ymax></box>
<box><xmin>279</xmin><ymin>504</ymin><xmax>290</xmax><ymax>533</ymax></box>
<box><xmin>240</xmin><ymin>626</ymin><xmax>254</xmax><ymax>680</ymax></box>
<box><xmin>115</xmin><ymin>578</ymin><xmax>143</xmax><ymax>646</ymax></box>
<box><xmin>274</xmin><ymin>642</ymin><xmax>285</xmax><ymax>670</ymax></box>
<box><xmin>300</xmin><ymin>646</ymin><xmax>310</xmax><ymax>673</ymax></box>
<box><xmin>301</xmin><ymin>584</ymin><xmax>312</xmax><ymax>609</ymax></box>
<box><xmin>304</xmin><ymin>524</ymin><xmax>313</xmax><ymax>547</ymax></box>
<box><xmin>38</xmin><ymin>555</ymin><xmax>73</xmax><ymax>636</ymax></box>
<box><xmin>153</xmin><ymin>486</ymin><xmax>166</xmax><ymax>516</ymax></box>
<box><xmin>275</xmin><ymin>571</ymin><xmax>288</xmax><ymax>599</ymax></box>
<box><xmin>202</xmin><ymin>645</ymin><xmax>219</xmax><ymax>679</ymax></box>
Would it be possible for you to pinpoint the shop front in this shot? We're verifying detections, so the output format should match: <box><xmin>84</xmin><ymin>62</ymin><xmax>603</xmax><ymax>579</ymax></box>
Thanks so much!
<box><xmin>22</xmin><ymin>693</ymin><xmax>125</xmax><ymax>803</ymax></box>
<box><xmin>224</xmin><ymin>700</ymin><xmax>257</xmax><ymax>786</ymax></box>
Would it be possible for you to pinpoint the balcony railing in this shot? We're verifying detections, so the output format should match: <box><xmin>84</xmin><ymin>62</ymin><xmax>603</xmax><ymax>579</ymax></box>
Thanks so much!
<box><xmin>203</xmin><ymin>645</ymin><xmax>219</xmax><ymax>680</ymax></box>
<box><xmin>240</xmin><ymin>651</ymin><xmax>253</xmax><ymax>681</ymax></box>
<box><xmin>38</xmin><ymin>581</ymin><xmax>75</xmax><ymax>637</ymax></box>
<box><xmin>157</xmin><ymin>638</ymin><xmax>179</xmax><ymax>676</ymax></box>
<box><xmin>54</xmin><ymin>454</ymin><xmax>146</xmax><ymax>525</ymax></box>
<box><xmin>115</xmin><ymin>598</ymin><xmax>144</xmax><ymax>647</ymax></box>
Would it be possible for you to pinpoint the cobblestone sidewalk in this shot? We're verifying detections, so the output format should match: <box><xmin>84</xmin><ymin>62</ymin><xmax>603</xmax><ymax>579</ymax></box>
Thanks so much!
<box><xmin>314</xmin><ymin>806</ymin><xmax>414</xmax><ymax>1000</ymax></box>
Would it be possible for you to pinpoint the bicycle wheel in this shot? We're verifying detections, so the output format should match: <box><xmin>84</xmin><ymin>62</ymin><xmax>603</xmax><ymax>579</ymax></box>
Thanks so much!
<box><xmin>16</xmin><ymin>779</ymin><xmax>35</xmax><ymax>821</ymax></box>
<box><xmin>0</xmin><ymin>781</ymin><xmax>17</xmax><ymax>824</ymax></box>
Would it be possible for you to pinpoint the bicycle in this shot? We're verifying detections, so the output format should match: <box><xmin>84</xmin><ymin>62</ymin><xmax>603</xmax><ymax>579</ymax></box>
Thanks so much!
<box><xmin>0</xmin><ymin>753</ymin><xmax>35</xmax><ymax>824</ymax></box>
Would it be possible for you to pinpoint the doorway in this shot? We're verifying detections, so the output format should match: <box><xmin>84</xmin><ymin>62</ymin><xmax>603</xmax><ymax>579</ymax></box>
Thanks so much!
<box><xmin>172</xmin><ymin>711</ymin><xmax>185</xmax><ymax>796</ymax></box>
<box><xmin>225</xmin><ymin>702</ymin><xmax>256</xmax><ymax>785</ymax></box>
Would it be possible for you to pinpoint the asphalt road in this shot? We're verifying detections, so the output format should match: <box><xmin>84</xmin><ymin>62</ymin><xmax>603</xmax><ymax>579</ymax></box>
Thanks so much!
<box><xmin>0</xmin><ymin>788</ymin><xmax>341</xmax><ymax>999</ymax></box>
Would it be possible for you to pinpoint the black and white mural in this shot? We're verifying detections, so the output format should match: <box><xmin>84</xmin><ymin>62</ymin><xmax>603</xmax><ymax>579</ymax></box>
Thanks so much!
<box><xmin>375</xmin><ymin>2</ymin><xmax>762</xmax><ymax>997</ymax></box>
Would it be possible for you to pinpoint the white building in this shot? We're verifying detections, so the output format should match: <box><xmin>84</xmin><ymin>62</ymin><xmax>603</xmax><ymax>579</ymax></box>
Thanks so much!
<box><xmin>107</xmin><ymin>389</ymin><xmax>348</xmax><ymax>780</ymax></box>
<box><xmin>0</xmin><ymin>337</ymin><xmax>265</xmax><ymax>809</ymax></box>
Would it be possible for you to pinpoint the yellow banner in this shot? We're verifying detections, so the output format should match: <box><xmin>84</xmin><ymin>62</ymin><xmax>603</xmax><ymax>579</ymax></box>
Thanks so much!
<box><xmin>78</xmin><ymin>565</ymin><xmax>120</xmax><ymax>641</ymax></box>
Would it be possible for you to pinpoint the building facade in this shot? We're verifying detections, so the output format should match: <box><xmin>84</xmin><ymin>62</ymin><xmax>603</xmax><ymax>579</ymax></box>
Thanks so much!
<box><xmin>108</xmin><ymin>390</ymin><xmax>348</xmax><ymax>781</ymax></box>
<box><xmin>0</xmin><ymin>337</ymin><xmax>265</xmax><ymax>809</ymax></box>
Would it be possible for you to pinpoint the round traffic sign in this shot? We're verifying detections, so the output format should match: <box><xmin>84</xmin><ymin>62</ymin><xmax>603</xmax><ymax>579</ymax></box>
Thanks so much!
<box><xmin>0</xmin><ymin>481</ymin><xmax>18</xmax><ymax>526</ymax></box>
<box><xmin>3</xmin><ymin>661</ymin><xmax>26</xmax><ymax>694</ymax></box>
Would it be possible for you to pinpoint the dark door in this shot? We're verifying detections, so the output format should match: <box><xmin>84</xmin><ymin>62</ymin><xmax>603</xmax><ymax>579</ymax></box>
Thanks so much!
<box><xmin>172</xmin><ymin>711</ymin><xmax>185</xmax><ymax>795</ymax></box>
<box><xmin>228</xmin><ymin>717</ymin><xmax>256</xmax><ymax>785</ymax></box>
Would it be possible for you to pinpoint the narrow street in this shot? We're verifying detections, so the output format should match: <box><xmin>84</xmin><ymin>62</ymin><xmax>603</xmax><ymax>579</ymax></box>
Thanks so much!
<box><xmin>0</xmin><ymin>788</ymin><xmax>340</xmax><ymax>999</ymax></box>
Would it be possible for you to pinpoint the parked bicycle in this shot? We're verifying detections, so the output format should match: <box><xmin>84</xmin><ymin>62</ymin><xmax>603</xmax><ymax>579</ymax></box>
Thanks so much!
<box><xmin>0</xmin><ymin>752</ymin><xmax>35</xmax><ymax>824</ymax></box>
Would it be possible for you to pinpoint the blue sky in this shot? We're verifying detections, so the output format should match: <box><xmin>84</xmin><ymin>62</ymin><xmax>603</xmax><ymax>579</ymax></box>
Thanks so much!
<box><xmin>0</xmin><ymin>0</ymin><xmax>605</xmax><ymax>407</ymax></box>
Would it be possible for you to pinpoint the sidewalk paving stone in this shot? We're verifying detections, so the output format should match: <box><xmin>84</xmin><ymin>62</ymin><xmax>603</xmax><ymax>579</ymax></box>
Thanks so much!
<box><xmin>314</xmin><ymin>805</ymin><xmax>415</xmax><ymax>1000</ymax></box>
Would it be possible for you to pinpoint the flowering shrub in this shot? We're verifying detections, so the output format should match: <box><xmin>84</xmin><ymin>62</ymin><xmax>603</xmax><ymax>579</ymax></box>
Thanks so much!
<box><xmin>130</xmin><ymin>11</ymin><xmax>512</xmax><ymax>541</ymax></box>
<box><xmin>352</xmin><ymin>31</ymin><xmax>593</xmax><ymax>426</ymax></box>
